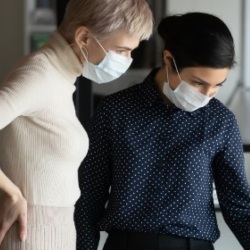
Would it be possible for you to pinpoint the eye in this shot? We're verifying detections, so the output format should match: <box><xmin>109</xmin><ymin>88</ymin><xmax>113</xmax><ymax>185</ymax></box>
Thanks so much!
<box><xmin>115</xmin><ymin>50</ymin><xmax>124</xmax><ymax>54</ymax></box>
<box><xmin>115</xmin><ymin>49</ymin><xmax>132</xmax><ymax>58</ymax></box>
<box><xmin>217</xmin><ymin>83</ymin><xmax>224</xmax><ymax>87</ymax></box>
<box><xmin>115</xmin><ymin>49</ymin><xmax>128</xmax><ymax>54</ymax></box>
<box><xmin>192</xmin><ymin>80</ymin><xmax>204</xmax><ymax>86</ymax></box>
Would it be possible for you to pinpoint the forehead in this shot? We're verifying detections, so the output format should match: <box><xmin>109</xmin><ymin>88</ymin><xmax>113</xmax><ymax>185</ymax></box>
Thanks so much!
<box><xmin>181</xmin><ymin>67</ymin><xmax>230</xmax><ymax>85</ymax></box>
<box><xmin>100</xmin><ymin>31</ymin><xmax>140</xmax><ymax>49</ymax></box>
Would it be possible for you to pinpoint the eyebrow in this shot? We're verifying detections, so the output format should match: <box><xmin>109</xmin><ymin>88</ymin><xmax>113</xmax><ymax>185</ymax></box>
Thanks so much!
<box><xmin>191</xmin><ymin>76</ymin><xmax>227</xmax><ymax>86</ymax></box>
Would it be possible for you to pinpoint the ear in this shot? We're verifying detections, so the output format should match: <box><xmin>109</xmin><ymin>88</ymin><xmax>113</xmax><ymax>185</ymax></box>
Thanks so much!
<box><xmin>163</xmin><ymin>50</ymin><xmax>174</xmax><ymax>67</ymax></box>
<box><xmin>74</xmin><ymin>26</ymin><xmax>91</xmax><ymax>48</ymax></box>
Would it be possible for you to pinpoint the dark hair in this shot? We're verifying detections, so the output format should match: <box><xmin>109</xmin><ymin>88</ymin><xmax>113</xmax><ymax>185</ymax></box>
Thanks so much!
<box><xmin>157</xmin><ymin>12</ymin><xmax>235</xmax><ymax>71</ymax></box>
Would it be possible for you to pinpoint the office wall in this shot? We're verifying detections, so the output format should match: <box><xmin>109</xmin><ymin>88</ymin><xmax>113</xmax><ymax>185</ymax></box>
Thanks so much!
<box><xmin>0</xmin><ymin>1</ymin><xmax>24</xmax><ymax>82</ymax></box>
<box><xmin>242</xmin><ymin>0</ymin><xmax>250</xmax><ymax>89</ymax></box>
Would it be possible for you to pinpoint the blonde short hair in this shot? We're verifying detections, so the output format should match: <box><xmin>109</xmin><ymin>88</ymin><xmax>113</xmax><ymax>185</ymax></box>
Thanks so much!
<box><xmin>60</xmin><ymin>0</ymin><xmax>153</xmax><ymax>41</ymax></box>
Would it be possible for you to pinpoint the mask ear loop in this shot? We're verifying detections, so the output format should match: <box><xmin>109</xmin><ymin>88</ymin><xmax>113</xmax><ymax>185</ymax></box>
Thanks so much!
<box><xmin>92</xmin><ymin>36</ymin><xmax>108</xmax><ymax>55</ymax></box>
<box><xmin>172</xmin><ymin>58</ymin><xmax>182</xmax><ymax>82</ymax></box>
<box><xmin>166</xmin><ymin>65</ymin><xmax>169</xmax><ymax>82</ymax></box>
<box><xmin>79</xmin><ymin>47</ymin><xmax>90</xmax><ymax>74</ymax></box>
<box><xmin>80</xmin><ymin>47</ymin><xmax>89</xmax><ymax>63</ymax></box>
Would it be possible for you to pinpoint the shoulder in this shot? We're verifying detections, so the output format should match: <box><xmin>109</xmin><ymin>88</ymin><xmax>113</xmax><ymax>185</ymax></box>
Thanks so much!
<box><xmin>0</xmin><ymin>49</ymin><xmax>57</xmax><ymax>111</ymax></box>
<box><xmin>92</xmin><ymin>84</ymin><xmax>143</xmax><ymax>123</ymax></box>
<box><xmin>100</xmin><ymin>83</ymin><xmax>143</xmax><ymax>107</ymax></box>
<box><xmin>1</xmin><ymin>49</ymin><xmax>54</xmax><ymax>90</ymax></box>
<box><xmin>206</xmin><ymin>98</ymin><xmax>238</xmax><ymax>128</ymax></box>
<box><xmin>209</xmin><ymin>98</ymin><xmax>235</xmax><ymax>117</ymax></box>
<box><xmin>96</xmin><ymin>68</ymin><xmax>159</xmax><ymax>112</ymax></box>
<box><xmin>16</xmin><ymin>49</ymin><xmax>52</xmax><ymax>73</ymax></box>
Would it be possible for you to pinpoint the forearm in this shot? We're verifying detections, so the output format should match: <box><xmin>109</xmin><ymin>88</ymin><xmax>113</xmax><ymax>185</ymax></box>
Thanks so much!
<box><xmin>0</xmin><ymin>169</ymin><xmax>27</xmax><ymax>244</ymax></box>
<box><xmin>75</xmin><ymin>197</ymin><xmax>101</xmax><ymax>250</ymax></box>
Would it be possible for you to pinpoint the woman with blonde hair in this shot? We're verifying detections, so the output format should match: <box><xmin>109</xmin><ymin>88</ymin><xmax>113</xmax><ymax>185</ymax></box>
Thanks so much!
<box><xmin>0</xmin><ymin>0</ymin><xmax>153</xmax><ymax>249</ymax></box>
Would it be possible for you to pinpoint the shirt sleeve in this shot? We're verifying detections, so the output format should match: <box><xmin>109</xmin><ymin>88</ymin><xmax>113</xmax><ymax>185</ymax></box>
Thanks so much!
<box><xmin>213</xmin><ymin>115</ymin><xmax>250</xmax><ymax>249</ymax></box>
<box><xmin>0</xmin><ymin>55</ymin><xmax>49</xmax><ymax>130</ymax></box>
<box><xmin>74</xmin><ymin>99</ymin><xmax>112</xmax><ymax>250</ymax></box>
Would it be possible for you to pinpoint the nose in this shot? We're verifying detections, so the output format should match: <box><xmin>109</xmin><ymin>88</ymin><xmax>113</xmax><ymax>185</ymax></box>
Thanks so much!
<box><xmin>125</xmin><ymin>51</ymin><xmax>132</xmax><ymax>58</ymax></box>
<box><xmin>201</xmin><ymin>88</ymin><xmax>216</xmax><ymax>97</ymax></box>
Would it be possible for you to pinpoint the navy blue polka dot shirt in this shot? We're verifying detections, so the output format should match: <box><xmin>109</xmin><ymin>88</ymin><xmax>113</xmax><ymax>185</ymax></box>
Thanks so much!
<box><xmin>75</xmin><ymin>68</ymin><xmax>250</xmax><ymax>250</ymax></box>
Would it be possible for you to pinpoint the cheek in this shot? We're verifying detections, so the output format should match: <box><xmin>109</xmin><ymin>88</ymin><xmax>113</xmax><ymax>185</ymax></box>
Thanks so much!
<box><xmin>87</xmin><ymin>44</ymin><xmax>106</xmax><ymax>64</ymax></box>
<box><xmin>90</xmin><ymin>52</ymin><xmax>105</xmax><ymax>64</ymax></box>
<box><xmin>169</xmin><ymin>74</ymin><xmax>181</xmax><ymax>90</ymax></box>
<box><xmin>123</xmin><ymin>51</ymin><xmax>132</xmax><ymax>58</ymax></box>
<box><xmin>117</xmin><ymin>50</ymin><xmax>132</xmax><ymax>58</ymax></box>
<box><xmin>89</xmin><ymin>53</ymin><xmax>105</xmax><ymax>64</ymax></box>
<box><xmin>203</xmin><ymin>86</ymin><xmax>219</xmax><ymax>97</ymax></box>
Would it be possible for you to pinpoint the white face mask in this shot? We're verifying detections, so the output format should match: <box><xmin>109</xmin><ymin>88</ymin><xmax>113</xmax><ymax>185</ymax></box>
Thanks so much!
<box><xmin>163</xmin><ymin>81</ymin><xmax>213</xmax><ymax>112</ymax></box>
<box><xmin>80</xmin><ymin>37</ymin><xmax>133</xmax><ymax>84</ymax></box>
<box><xmin>163</xmin><ymin>59</ymin><xmax>215</xmax><ymax>112</ymax></box>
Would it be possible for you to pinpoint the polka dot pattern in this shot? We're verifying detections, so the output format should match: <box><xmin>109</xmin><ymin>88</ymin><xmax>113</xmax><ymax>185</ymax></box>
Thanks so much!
<box><xmin>75</xmin><ymin>68</ymin><xmax>250</xmax><ymax>250</ymax></box>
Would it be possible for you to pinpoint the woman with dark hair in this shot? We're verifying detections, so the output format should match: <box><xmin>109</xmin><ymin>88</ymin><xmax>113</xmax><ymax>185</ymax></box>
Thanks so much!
<box><xmin>75</xmin><ymin>12</ymin><xmax>250</xmax><ymax>250</ymax></box>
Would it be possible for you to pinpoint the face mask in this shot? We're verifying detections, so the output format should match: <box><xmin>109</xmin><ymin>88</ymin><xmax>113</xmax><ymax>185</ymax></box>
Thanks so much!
<box><xmin>163</xmin><ymin>59</ymin><xmax>215</xmax><ymax>112</ymax></box>
<box><xmin>163</xmin><ymin>81</ymin><xmax>214</xmax><ymax>112</ymax></box>
<box><xmin>80</xmin><ymin>37</ymin><xmax>133</xmax><ymax>84</ymax></box>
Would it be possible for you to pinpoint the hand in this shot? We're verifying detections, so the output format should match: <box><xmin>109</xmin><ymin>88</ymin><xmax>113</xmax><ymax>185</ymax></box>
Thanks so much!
<box><xmin>0</xmin><ymin>190</ymin><xmax>27</xmax><ymax>245</ymax></box>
